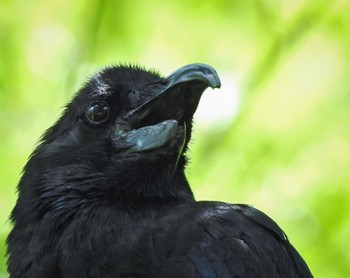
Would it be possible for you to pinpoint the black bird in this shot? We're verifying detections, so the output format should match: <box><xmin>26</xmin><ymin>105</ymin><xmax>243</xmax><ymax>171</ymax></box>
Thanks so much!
<box><xmin>7</xmin><ymin>63</ymin><xmax>313</xmax><ymax>277</ymax></box>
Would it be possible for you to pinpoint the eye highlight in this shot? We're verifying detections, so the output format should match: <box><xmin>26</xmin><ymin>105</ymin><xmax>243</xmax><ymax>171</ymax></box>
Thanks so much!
<box><xmin>85</xmin><ymin>101</ymin><xmax>110</xmax><ymax>125</ymax></box>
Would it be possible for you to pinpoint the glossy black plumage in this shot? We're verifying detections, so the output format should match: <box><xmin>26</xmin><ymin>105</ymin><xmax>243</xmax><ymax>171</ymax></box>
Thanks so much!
<box><xmin>7</xmin><ymin>64</ymin><xmax>313</xmax><ymax>277</ymax></box>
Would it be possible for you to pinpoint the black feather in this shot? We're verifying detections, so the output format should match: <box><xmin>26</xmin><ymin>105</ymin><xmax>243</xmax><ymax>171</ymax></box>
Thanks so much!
<box><xmin>7</xmin><ymin>64</ymin><xmax>312</xmax><ymax>277</ymax></box>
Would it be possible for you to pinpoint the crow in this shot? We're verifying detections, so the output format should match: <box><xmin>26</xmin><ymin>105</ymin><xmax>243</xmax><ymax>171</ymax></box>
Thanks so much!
<box><xmin>7</xmin><ymin>63</ymin><xmax>313</xmax><ymax>277</ymax></box>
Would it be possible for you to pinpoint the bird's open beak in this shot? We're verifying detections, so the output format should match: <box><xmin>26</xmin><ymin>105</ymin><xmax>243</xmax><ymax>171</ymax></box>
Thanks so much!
<box><xmin>114</xmin><ymin>63</ymin><xmax>221</xmax><ymax>153</ymax></box>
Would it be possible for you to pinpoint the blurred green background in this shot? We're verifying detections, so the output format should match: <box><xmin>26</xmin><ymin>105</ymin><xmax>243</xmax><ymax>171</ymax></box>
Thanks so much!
<box><xmin>1</xmin><ymin>0</ymin><xmax>349</xmax><ymax>277</ymax></box>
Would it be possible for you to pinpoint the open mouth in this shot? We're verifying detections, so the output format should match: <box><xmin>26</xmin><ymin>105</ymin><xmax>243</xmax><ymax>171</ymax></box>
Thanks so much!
<box><xmin>112</xmin><ymin>63</ymin><xmax>221</xmax><ymax>154</ymax></box>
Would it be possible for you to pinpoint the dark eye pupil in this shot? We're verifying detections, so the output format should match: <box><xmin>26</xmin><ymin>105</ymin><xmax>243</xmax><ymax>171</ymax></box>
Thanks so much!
<box><xmin>85</xmin><ymin>102</ymin><xmax>110</xmax><ymax>124</ymax></box>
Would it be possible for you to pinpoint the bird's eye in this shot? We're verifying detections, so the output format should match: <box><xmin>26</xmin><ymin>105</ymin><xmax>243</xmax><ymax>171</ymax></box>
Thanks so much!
<box><xmin>85</xmin><ymin>101</ymin><xmax>110</xmax><ymax>125</ymax></box>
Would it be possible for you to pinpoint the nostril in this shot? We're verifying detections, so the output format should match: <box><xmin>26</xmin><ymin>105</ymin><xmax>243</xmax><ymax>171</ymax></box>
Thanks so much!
<box><xmin>128</xmin><ymin>90</ymin><xmax>141</xmax><ymax>107</ymax></box>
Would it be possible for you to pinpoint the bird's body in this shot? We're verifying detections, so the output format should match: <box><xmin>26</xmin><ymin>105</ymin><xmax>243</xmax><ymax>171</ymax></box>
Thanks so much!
<box><xmin>7</xmin><ymin>64</ymin><xmax>312</xmax><ymax>277</ymax></box>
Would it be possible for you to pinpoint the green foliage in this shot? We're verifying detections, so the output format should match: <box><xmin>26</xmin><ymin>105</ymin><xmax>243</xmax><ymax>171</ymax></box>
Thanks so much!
<box><xmin>1</xmin><ymin>0</ymin><xmax>349</xmax><ymax>276</ymax></box>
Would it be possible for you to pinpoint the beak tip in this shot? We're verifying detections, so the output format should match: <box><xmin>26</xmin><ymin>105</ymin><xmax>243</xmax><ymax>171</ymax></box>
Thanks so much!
<box><xmin>206</xmin><ymin>74</ymin><xmax>221</xmax><ymax>89</ymax></box>
<box><xmin>166</xmin><ymin>63</ymin><xmax>222</xmax><ymax>91</ymax></box>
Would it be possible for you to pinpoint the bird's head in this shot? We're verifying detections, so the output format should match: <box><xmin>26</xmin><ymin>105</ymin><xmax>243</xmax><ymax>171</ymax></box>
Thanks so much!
<box><xmin>20</xmin><ymin>64</ymin><xmax>220</xmax><ymax>211</ymax></box>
